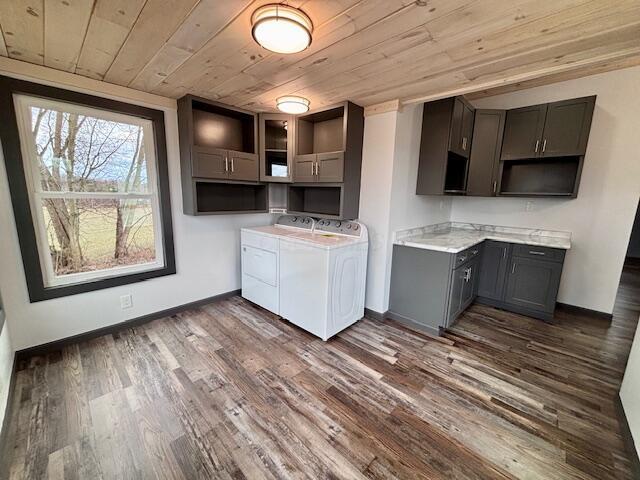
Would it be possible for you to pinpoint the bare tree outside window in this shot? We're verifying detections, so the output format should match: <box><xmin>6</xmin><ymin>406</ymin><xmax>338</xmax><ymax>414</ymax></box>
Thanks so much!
<box><xmin>15</xmin><ymin>95</ymin><xmax>164</xmax><ymax>286</ymax></box>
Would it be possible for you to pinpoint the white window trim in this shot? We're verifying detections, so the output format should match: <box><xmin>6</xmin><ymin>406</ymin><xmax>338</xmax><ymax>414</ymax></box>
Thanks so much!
<box><xmin>13</xmin><ymin>94</ymin><xmax>166</xmax><ymax>288</ymax></box>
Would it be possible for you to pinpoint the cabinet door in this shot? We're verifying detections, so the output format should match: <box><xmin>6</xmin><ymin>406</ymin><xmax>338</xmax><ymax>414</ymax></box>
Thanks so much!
<box><xmin>316</xmin><ymin>151</ymin><xmax>344</xmax><ymax>183</ymax></box>
<box><xmin>293</xmin><ymin>154</ymin><xmax>317</xmax><ymax>183</ymax></box>
<box><xmin>228</xmin><ymin>151</ymin><xmax>259</xmax><ymax>181</ymax></box>
<box><xmin>192</xmin><ymin>146</ymin><xmax>228</xmax><ymax>179</ymax></box>
<box><xmin>501</xmin><ymin>104</ymin><xmax>547</xmax><ymax>160</ymax></box>
<box><xmin>477</xmin><ymin>241</ymin><xmax>510</xmax><ymax>300</ymax></box>
<box><xmin>260</xmin><ymin>113</ymin><xmax>293</xmax><ymax>182</ymax></box>
<box><xmin>460</xmin><ymin>103</ymin><xmax>475</xmax><ymax>157</ymax></box>
<box><xmin>467</xmin><ymin>110</ymin><xmax>505</xmax><ymax>196</ymax></box>
<box><xmin>448</xmin><ymin>97</ymin><xmax>465</xmax><ymax>157</ymax></box>
<box><xmin>540</xmin><ymin>96</ymin><xmax>595</xmax><ymax>157</ymax></box>
<box><xmin>504</xmin><ymin>257</ymin><xmax>562</xmax><ymax>313</ymax></box>
<box><xmin>447</xmin><ymin>267</ymin><xmax>465</xmax><ymax>326</ymax></box>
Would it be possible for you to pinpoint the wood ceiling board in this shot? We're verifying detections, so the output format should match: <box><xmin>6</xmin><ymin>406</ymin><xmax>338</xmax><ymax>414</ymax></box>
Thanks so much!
<box><xmin>103</xmin><ymin>0</ymin><xmax>201</xmax><ymax>86</ymax></box>
<box><xmin>227</xmin><ymin>24</ymin><xmax>438</xmax><ymax>110</ymax></box>
<box><xmin>0</xmin><ymin>0</ymin><xmax>44</xmax><ymax>64</ymax></box>
<box><xmin>441</xmin><ymin>1</ymin><xmax>640</xmax><ymax>63</ymax></box>
<box><xmin>43</xmin><ymin>0</ymin><xmax>93</xmax><ymax>72</ymax></box>
<box><xmin>74</xmin><ymin>0</ymin><xmax>146</xmax><ymax>79</ymax></box>
<box><xmin>129</xmin><ymin>0</ymin><xmax>253</xmax><ymax>91</ymax></box>
<box><xmin>0</xmin><ymin>25</ymin><xmax>7</xmax><ymax>57</ymax></box>
<box><xmin>466</xmin><ymin>56</ymin><xmax>640</xmax><ymax>99</ymax></box>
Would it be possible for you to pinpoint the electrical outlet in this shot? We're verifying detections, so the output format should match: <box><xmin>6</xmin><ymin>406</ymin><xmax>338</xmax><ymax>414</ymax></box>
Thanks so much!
<box><xmin>120</xmin><ymin>294</ymin><xmax>133</xmax><ymax>309</ymax></box>
<box><xmin>525</xmin><ymin>201</ymin><xmax>535</xmax><ymax>212</ymax></box>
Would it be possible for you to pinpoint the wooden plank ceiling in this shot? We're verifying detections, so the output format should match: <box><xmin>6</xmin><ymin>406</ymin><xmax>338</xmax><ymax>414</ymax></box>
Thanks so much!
<box><xmin>0</xmin><ymin>0</ymin><xmax>639</xmax><ymax>110</ymax></box>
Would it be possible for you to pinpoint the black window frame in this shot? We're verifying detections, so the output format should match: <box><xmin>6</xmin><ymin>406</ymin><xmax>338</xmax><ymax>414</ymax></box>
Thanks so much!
<box><xmin>0</xmin><ymin>75</ymin><xmax>176</xmax><ymax>302</ymax></box>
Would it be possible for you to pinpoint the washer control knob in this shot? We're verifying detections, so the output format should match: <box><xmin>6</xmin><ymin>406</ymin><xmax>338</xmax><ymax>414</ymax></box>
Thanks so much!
<box><xmin>305</xmin><ymin>218</ymin><xmax>310</xmax><ymax>224</ymax></box>
<box><xmin>292</xmin><ymin>217</ymin><xmax>298</xmax><ymax>222</ymax></box>
<box><xmin>354</xmin><ymin>224</ymin><xmax>359</xmax><ymax>230</ymax></box>
<box><xmin>346</xmin><ymin>224</ymin><xmax>352</xmax><ymax>229</ymax></box>
<box><xmin>335</xmin><ymin>221</ymin><xmax>342</xmax><ymax>228</ymax></box>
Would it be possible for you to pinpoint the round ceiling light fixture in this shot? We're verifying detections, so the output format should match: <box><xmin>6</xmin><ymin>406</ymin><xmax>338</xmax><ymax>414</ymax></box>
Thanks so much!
<box><xmin>251</xmin><ymin>4</ymin><xmax>313</xmax><ymax>54</ymax></box>
<box><xmin>276</xmin><ymin>95</ymin><xmax>310</xmax><ymax>114</ymax></box>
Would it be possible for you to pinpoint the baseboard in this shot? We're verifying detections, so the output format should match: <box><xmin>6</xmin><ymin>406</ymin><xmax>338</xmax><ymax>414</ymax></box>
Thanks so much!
<box><xmin>615</xmin><ymin>394</ymin><xmax>640</xmax><ymax>479</ymax></box>
<box><xmin>0</xmin><ymin>351</ymin><xmax>17</xmax><ymax>476</ymax></box>
<box><xmin>385</xmin><ymin>311</ymin><xmax>441</xmax><ymax>338</ymax></box>
<box><xmin>364</xmin><ymin>308</ymin><xmax>388</xmax><ymax>321</ymax></box>
<box><xmin>556</xmin><ymin>302</ymin><xmax>613</xmax><ymax>321</ymax></box>
<box><xmin>16</xmin><ymin>289</ymin><xmax>241</xmax><ymax>361</ymax></box>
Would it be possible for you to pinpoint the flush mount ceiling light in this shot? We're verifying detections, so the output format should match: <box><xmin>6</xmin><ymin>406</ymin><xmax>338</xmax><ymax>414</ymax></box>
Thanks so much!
<box><xmin>251</xmin><ymin>4</ymin><xmax>313</xmax><ymax>54</ymax></box>
<box><xmin>276</xmin><ymin>95</ymin><xmax>310</xmax><ymax>114</ymax></box>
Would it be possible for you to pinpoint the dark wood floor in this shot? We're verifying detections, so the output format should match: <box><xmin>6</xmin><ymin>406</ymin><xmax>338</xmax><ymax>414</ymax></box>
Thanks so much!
<box><xmin>2</xmin><ymin>264</ymin><xmax>639</xmax><ymax>479</ymax></box>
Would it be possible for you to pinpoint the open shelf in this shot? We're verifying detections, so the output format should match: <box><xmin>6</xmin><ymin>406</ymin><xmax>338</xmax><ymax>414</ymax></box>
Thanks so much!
<box><xmin>195</xmin><ymin>181</ymin><xmax>267</xmax><ymax>215</ymax></box>
<box><xmin>288</xmin><ymin>185</ymin><xmax>342</xmax><ymax>217</ymax></box>
<box><xmin>499</xmin><ymin>156</ymin><xmax>580</xmax><ymax>197</ymax></box>
<box><xmin>297</xmin><ymin>105</ymin><xmax>345</xmax><ymax>155</ymax></box>
<box><xmin>192</xmin><ymin>100</ymin><xmax>255</xmax><ymax>153</ymax></box>
<box><xmin>444</xmin><ymin>152</ymin><xmax>469</xmax><ymax>193</ymax></box>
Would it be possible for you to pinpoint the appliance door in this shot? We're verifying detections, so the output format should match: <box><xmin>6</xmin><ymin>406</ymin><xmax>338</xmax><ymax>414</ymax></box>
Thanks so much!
<box><xmin>279</xmin><ymin>240</ymin><xmax>328</xmax><ymax>339</ymax></box>
<box><xmin>327</xmin><ymin>243</ymin><xmax>367</xmax><ymax>337</ymax></box>
<box><xmin>241</xmin><ymin>244</ymin><xmax>279</xmax><ymax>314</ymax></box>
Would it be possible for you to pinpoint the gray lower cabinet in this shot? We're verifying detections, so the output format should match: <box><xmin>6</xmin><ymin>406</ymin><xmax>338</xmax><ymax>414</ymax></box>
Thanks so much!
<box><xmin>504</xmin><ymin>256</ymin><xmax>563</xmax><ymax>314</ymax></box>
<box><xmin>388</xmin><ymin>244</ymin><xmax>481</xmax><ymax>336</ymax></box>
<box><xmin>389</xmin><ymin>240</ymin><xmax>566</xmax><ymax>335</ymax></box>
<box><xmin>477</xmin><ymin>241</ymin><xmax>510</xmax><ymax>299</ymax></box>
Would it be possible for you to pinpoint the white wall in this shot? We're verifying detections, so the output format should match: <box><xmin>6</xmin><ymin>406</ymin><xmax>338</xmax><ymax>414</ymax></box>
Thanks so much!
<box><xmin>621</xmin><ymin>320</ymin><xmax>640</xmax><ymax>456</ymax></box>
<box><xmin>359</xmin><ymin>111</ymin><xmax>397</xmax><ymax>313</ymax></box>
<box><xmin>0</xmin><ymin>322</ymin><xmax>14</xmax><ymax>432</ymax></box>
<box><xmin>0</xmin><ymin>64</ymin><xmax>274</xmax><ymax>350</ymax></box>
<box><xmin>359</xmin><ymin>104</ymin><xmax>451</xmax><ymax>313</ymax></box>
<box><xmin>451</xmin><ymin>66</ymin><xmax>640</xmax><ymax>314</ymax></box>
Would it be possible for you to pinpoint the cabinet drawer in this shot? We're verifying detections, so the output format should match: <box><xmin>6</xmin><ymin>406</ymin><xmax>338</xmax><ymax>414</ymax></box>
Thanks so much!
<box><xmin>512</xmin><ymin>244</ymin><xmax>565</xmax><ymax>263</ymax></box>
<box><xmin>454</xmin><ymin>243</ymin><xmax>482</xmax><ymax>266</ymax></box>
<box><xmin>241</xmin><ymin>231</ymin><xmax>278</xmax><ymax>252</ymax></box>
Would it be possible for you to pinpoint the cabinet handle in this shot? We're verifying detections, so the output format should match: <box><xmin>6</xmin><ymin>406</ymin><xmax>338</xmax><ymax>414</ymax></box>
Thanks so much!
<box><xmin>458</xmin><ymin>256</ymin><xmax>467</xmax><ymax>263</ymax></box>
<box><xmin>230</xmin><ymin>157</ymin><xmax>235</xmax><ymax>173</ymax></box>
<box><xmin>493</xmin><ymin>181</ymin><xmax>497</xmax><ymax>194</ymax></box>
<box><xmin>534</xmin><ymin>140</ymin><xmax>540</xmax><ymax>153</ymax></box>
<box><xmin>512</xmin><ymin>263</ymin><xmax>516</xmax><ymax>274</ymax></box>
<box><xmin>315</xmin><ymin>162</ymin><xmax>319</xmax><ymax>176</ymax></box>
<box><xmin>472</xmin><ymin>249</ymin><xmax>478</xmax><ymax>255</ymax></box>
<box><xmin>462</xmin><ymin>137</ymin><xmax>467</xmax><ymax>150</ymax></box>
<box><xmin>542</xmin><ymin>139</ymin><xmax>547</xmax><ymax>153</ymax></box>
<box><xmin>529</xmin><ymin>250</ymin><xmax>546</xmax><ymax>256</ymax></box>
<box><xmin>503</xmin><ymin>248</ymin><xmax>506</xmax><ymax>259</ymax></box>
<box><xmin>224</xmin><ymin>156</ymin><xmax>229</xmax><ymax>172</ymax></box>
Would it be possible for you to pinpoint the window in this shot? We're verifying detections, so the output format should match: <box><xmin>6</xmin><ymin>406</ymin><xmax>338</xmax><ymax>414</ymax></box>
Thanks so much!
<box><xmin>0</xmin><ymin>76</ymin><xmax>175</xmax><ymax>301</ymax></box>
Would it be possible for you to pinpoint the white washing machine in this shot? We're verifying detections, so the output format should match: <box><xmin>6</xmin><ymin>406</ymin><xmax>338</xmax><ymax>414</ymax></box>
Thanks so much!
<box><xmin>241</xmin><ymin>215</ymin><xmax>368</xmax><ymax>341</ymax></box>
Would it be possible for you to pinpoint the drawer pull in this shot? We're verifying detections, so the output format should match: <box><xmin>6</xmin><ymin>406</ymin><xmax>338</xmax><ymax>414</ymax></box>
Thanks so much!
<box><xmin>458</xmin><ymin>256</ymin><xmax>467</xmax><ymax>262</ymax></box>
<box><xmin>529</xmin><ymin>250</ymin><xmax>546</xmax><ymax>256</ymax></box>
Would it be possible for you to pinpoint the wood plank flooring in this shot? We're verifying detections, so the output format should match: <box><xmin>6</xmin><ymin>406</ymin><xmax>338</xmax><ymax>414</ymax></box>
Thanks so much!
<box><xmin>2</xmin><ymin>264</ymin><xmax>638</xmax><ymax>479</ymax></box>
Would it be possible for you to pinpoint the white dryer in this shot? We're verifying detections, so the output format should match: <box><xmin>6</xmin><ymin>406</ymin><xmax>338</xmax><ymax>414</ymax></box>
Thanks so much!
<box><xmin>241</xmin><ymin>215</ymin><xmax>368</xmax><ymax>340</ymax></box>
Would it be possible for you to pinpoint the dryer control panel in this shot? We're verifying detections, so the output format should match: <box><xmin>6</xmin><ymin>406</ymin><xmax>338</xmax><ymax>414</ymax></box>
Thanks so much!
<box><xmin>315</xmin><ymin>219</ymin><xmax>362</xmax><ymax>237</ymax></box>
<box><xmin>276</xmin><ymin>215</ymin><xmax>315</xmax><ymax>230</ymax></box>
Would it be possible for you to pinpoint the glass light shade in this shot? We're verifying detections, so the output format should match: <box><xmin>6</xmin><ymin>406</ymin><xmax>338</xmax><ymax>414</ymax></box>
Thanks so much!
<box><xmin>276</xmin><ymin>96</ymin><xmax>310</xmax><ymax>114</ymax></box>
<box><xmin>251</xmin><ymin>4</ymin><xmax>313</xmax><ymax>54</ymax></box>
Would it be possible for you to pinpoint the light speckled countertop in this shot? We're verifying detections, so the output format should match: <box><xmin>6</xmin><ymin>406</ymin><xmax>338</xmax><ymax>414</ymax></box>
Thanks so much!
<box><xmin>394</xmin><ymin>222</ymin><xmax>571</xmax><ymax>253</ymax></box>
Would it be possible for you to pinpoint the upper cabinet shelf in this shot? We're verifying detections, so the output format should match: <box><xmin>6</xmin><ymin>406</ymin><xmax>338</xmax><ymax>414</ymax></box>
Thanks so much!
<box><xmin>501</xmin><ymin>96</ymin><xmax>595</xmax><ymax>160</ymax></box>
<box><xmin>178</xmin><ymin>95</ymin><xmax>264</xmax><ymax>215</ymax></box>
<box><xmin>289</xmin><ymin>101</ymin><xmax>364</xmax><ymax>220</ymax></box>
<box><xmin>417</xmin><ymin>94</ymin><xmax>596</xmax><ymax>199</ymax></box>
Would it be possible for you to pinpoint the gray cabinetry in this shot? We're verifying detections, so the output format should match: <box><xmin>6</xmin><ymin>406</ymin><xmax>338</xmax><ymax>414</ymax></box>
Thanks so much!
<box><xmin>504</xmin><ymin>257</ymin><xmax>562</xmax><ymax>314</ymax></box>
<box><xmin>477</xmin><ymin>240</ymin><xmax>510</xmax><ymax>300</ymax></box>
<box><xmin>227</xmin><ymin>151</ymin><xmax>259</xmax><ymax>181</ymax></box>
<box><xmin>501</xmin><ymin>104</ymin><xmax>547</xmax><ymax>160</ymax></box>
<box><xmin>466</xmin><ymin>109</ymin><xmax>505</xmax><ymax>196</ymax></box>
<box><xmin>389</xmin><ymin>240</ymin><xmax>567</xmax><ymax>334</ymax></box>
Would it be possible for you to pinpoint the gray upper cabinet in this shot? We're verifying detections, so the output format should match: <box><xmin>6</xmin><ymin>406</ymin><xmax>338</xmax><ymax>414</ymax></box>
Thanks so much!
<box><xmin>466</xmin><ymin>109</ymin><xmax>505</xmax><ymax>196</ymax></box>
<box><xmin>449</xmin><ymin>98</ymin><xmax>475</xmax><ymax>158</ymax></box>
<box><xmin>477</xmin><ymin>240</ymin><xmax>510</xmax><ymax>300</ymax></box>
<box><xmin>416</xmin><ymin>96</ymin><xmax>475</xmax><ymax>195</ymax></box>
<box><xmin>500</xmin><ymin>104</ymin><xmax>547</xmax><ymax>160</ymax></box>
<box><xmin>178</xmin><ymin>95</ymin><xmax>265</xmax><ymax>215</ymax></box>
<box><xmin>540</xmin><ymin>96</ymin><xmax>596</xmax><ymax>157</ymax></box>
<box><xmin>504</xmin><ymin>257</ymin><xmax>562</xmax><ymax>314</ymax></box>
<box><xmin>259</xmin><ymin>113</ymin><xmax>294</xmax><ymax>182</ymax></box>
<box><xmin>228</xmin><ymin>151</ymin><xmax>259</xmax><ymax>182</ymax></box>
<box><xmin>290</xmin><ymin>101</ymin><xmax>364</xmax><ymax>219</ymax></box>
<box><xmin>317</xmin><ymin>151</ymin><xmax>344</xmax><ymax>182</ymax></box>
